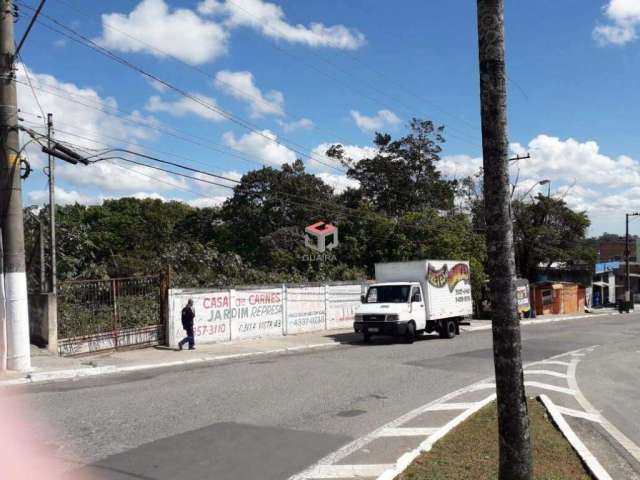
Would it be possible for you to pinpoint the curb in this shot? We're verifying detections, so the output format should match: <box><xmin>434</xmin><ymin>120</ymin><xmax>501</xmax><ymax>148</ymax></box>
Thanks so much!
<box><xmin>0</xmin><ymin>341</ymin><xmax>343</xmax><ymax>387</ymax></box>
<box><xmin>539</xmin><ymin>394</ymin><xmax>612</xmax><ymax>480</ymax></box>
<box><xmin>462</xmin><ymin>311</ymin><xmax>614</xmax><ymax>332</ymax></box>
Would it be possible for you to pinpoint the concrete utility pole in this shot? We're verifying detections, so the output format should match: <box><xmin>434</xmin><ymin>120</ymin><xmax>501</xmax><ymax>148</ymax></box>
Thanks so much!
<box><xmin>0</xmin><ymin>0</ymin><xmax>31</xmax><ymax>371</ymax></box>
<box><xmin>47</xmin><ymin>112</ymin><xmax>56</xmax><ymax>294</ymax></box>
<box><xmin>625</xmin><ymin>212</ymin><xmax>639</xmax><ymax>311</ymax></box>
<box><xmin>476</xmin><ymin>1</ymin><xmax>532</xmax><ymax>479</ymax></box>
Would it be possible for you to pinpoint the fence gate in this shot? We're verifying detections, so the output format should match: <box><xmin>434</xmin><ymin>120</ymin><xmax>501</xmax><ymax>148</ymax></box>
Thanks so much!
<box><xmin>57</xmin><ymin>274</ymin><xmax>167</xmax><ymax>356</ymax></box>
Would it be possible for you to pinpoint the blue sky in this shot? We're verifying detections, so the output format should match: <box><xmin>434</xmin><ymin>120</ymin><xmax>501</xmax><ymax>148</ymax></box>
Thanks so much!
<box><xmin>13</xmin><ymin>0</ymin><xmax>640</xmax><ymax>235</ymax></box>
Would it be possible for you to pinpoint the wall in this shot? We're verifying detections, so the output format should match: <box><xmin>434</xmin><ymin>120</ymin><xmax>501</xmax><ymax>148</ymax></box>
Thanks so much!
<box><xmin>167</xmin><ymin>282</ymin><xmax>364</xmax><ymax>347</ymax></box>
<box><xmin>28</xmin><ymin>293</ymin><xmax>57</xmax><ymax>353</ymax></box>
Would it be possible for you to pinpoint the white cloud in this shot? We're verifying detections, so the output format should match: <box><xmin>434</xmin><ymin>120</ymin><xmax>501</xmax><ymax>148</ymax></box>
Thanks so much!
<box><xmin>278</xmin><ymin>118</ymin><xmax>314</xmax><ymax>133</ymax></box>
<box><xmin>315</xmin><ymin>173</ymin><xmax>359</xmax><ymax>194</ymax></box>
<box><xmin>511</xmin><ymin>134</ymin><xmax>640</xmax><ymax>189</ymax></box>
<box><xmin>147</xmin><ymin>78</ymin><xmax>169</xmax><ymax>93</ymax></box>
<box><xmin>190</xmin><ymin>170</ymin><xmax>241</xmax><ymax>199</ymax></box>
<box><xmin>593</xmin><ymin>0</ymin><xmax>640</xmax><ymax>45</ymax></box>
<box><xmin>27</xmin><ymin>187</ymin><xmax>229</xmax><ymax>209</ymax></box>
<box><xmin>145</xmin><ymin>94</ymin><xmax>226</xmax><ymax>121</ymax></box>
<box><xmin>438</xmin><ymin>154</ymin><xmax>483</xmax><ymax>179</ymax></box>
<box><xmin>350</xmin><ymin>109</ymin><xmax>400</xmax><ymax>132</ymax></box>
<box><xmin>310</xmin><ymin>142</ymin><xmax>377</xmax><ymax>171</ymax></box>
<box><xmin>15</xmin><ymin>64</ymin><xmax>179</xmax><ymax>196</ymax></box>
<box><xmin>27</xmin><ymin>188</ymin><xmax>96</xmax><ymax>206</ymax></box>
<box><xmin>96</xmin><ymin>0</ymin><xmax>229</xmax><ymax>65</ymax></box>
<box><xmin>187</xmin><ymin>196</ymin><xmax>228</xmax><ymax>208</ymax></box>
<box><xmin>223</xmin><ymin>130</ymin><xmax>296</xmax><ymax>166</ymax></box>
<box><xmin>198</xmin><ymin>0</ymin><xmax>365</xmax><ymax>50</ymax></box>
<box><xmin>214</xmin><ymin>70</ymin><xmax>284</xmax><ymax>118</ymax></box>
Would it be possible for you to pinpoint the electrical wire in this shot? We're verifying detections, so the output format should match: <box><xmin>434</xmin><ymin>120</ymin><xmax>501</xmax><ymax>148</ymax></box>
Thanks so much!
<box><xmin>15</xmin><ymin>2</ymin><xmax>351</xmax><ymax>174</ymax></box>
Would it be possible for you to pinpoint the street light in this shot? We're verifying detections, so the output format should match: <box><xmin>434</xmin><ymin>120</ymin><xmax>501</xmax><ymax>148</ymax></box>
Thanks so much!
<box><xmin>520</xmin><ymin>179</ymin><xmax>550</xmax><ymax>200</ymax></box>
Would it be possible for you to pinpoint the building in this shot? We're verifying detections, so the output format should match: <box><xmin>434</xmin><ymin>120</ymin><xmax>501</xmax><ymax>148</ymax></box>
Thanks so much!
<box><xmin>530</xmin><ymin>282</ymin><xmax>586</xmax><ymax>316</ymax></box>
<box><xmin>597</xmin><ymin>236</ymin><xmax>639</xmax><ymax>262</ymax></box>
<box><xmin>593</xmin><ymin>261</ymin><xmax>640</xmax><ymax>305</ymax></box>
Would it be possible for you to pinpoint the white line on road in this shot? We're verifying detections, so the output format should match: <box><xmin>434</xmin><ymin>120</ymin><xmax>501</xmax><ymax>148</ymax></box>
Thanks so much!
<box><xmin>568</xmin><ymin>357</ymin><xmax>640</xmax><ymax>463</ymax></box>
<box><xmin>524</xmin><ymin>369</ymin><xmax>569</xmax><ymax>379</ymax></box>
<box><xmin>308</xmin><ymin>464</ymin><xmax>394</xmax><ymax>478</ymax></box>
<box><xmin>424</xmin><ymin>402</ymin><xmax>478</xmax><ymax>411</ymax></box>
<box><xmin>524</xmin><ymin>381</ymin><xmax>576</xmax><ymax>395</ymax></box>
<box><xmin>376</xmin><ymin>427</ymin><xmax>439</xmax><ymax>437</ymax></box>
<box><xmin>535</xmin><ymin>360</ymin><xmax>571</xmax><ymax>367</ymax></box>
<box><xmin>555</xmin><ymin>405</ymin><xmax>602</xmax><ymax>423</ymax></box>
<box><xmin>540</xmin><ymin>395</ymin><xmax>612</xmax><ymax>480</ymax></box>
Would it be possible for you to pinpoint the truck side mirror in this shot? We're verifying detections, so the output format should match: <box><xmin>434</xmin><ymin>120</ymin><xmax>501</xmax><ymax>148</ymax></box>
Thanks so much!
<box><xmin>360</xmin><ymin>295</ymin><xmax>366</xmax><ymax>304</ymax></box>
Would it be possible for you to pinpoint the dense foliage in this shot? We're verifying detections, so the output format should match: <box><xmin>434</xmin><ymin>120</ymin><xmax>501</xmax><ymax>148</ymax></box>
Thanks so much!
<box><xmin>23</xmin><ymin>119</ymin><xmax>593</xmax><ymax>312</ymax></box>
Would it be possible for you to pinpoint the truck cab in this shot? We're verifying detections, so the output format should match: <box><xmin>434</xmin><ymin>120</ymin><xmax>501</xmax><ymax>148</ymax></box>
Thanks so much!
<box><xmin>354</xmin><ymin>282</ymin><xmax>427</xmax><ymax>343</ymax></box>
<box><xmin>354</xmin><ymin>259</ymin><xmax>471</xmax><ymax>343</ymax></box>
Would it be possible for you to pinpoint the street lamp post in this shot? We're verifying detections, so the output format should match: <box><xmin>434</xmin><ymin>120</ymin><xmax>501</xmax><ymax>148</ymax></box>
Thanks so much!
<box><xmin>625</xmin><ymin>212</ymin><xmax>640</xmax><ymax>312</ymax></box>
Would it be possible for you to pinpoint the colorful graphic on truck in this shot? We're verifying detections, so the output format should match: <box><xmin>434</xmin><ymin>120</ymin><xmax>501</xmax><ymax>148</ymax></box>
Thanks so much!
<box><xmin>427</xmin><ymin>263</ymin><xmax>470</xmax><ymax>292</ymax></box>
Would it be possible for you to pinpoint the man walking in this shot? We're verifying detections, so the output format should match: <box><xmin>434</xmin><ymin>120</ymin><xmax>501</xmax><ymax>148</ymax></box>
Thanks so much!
<box><xmin>178</xmin><ymin>299</ymin><xmax>196</xmax><ymax>351</ymax></box>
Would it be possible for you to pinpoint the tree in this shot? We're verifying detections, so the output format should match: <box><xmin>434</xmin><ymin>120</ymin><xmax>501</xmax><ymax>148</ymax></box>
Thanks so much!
<box><xmin>221</xmin><ymin>159</ymin><xmax>336</xmax><ymax>262</ymax></box>
<box><xmin>326</xmin><ymin>118</ymin><xmax>454</xmax><ymax>217</ymax></box>
<box><xmin>513</xmin><ymin>194</ymin><xmax>595</xmax><ymax>280</ymax></box>
<box><xmin>476</xmin><ymin>1</ymin><xmax>533</xmax><ymax>478</ymax></box>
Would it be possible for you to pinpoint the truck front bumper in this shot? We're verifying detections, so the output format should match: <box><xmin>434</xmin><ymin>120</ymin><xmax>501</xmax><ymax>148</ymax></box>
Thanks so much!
<box><xmin>354</xmin><ymin>321</ymin><xmax>407</xmax><ymax>336</ymax></box>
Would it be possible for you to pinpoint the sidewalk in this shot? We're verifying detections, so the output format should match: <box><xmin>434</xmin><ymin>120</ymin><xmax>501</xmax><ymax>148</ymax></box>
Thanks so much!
<box><xmin>0</xmin><ymin>328</ymin><xmax>355</xmax><ymax>386</ymax></box>
<box><xmin>461</xmin><ymin>309</ymin><xmax>616</xmax><ymax>332</ymax></box>
<box><xmin>0</xmin><ymin>309</ymin><xmax>617</xmax><ymax>387</ymax></box>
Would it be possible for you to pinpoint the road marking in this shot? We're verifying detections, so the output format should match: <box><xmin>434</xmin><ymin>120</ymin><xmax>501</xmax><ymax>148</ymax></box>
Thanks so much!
<box><xmin>555</xmin><ymin>405</ymin><xmax>602</xmax><ymax>423</ymax></box>
<box><xmin>469</xmin><ymin>382</ymin><xmax>496</xmax><ymax>391</ymax></box>
<box><xmin>307</xmin><ymin>464</ymin><xmax>393</xmax><ymax>478</ymax></box>
<box><xmin>540</xmin><ymin>395</ymin><xmax>612</xmax><ymax>480</ymax></box>
<box><xmin>568</xmin><ymin>357</ymin><xmax>640</xmax><ymax>463</ymax></box>
<box><xmin>424</xmin><ymin>402</ymin><xmax>478</xmax><ymax>411</ymax></box>
<box><xmin>535</xmin><ymin>360</ymin><xmax>571</xmax><ymax>367</ymax></box>
<box><xmin>524</xmin><ymin>381</ymin><xmax>576</xmax><ymax>395</ymax></box>
<box><xmin>377</xmin><ymin>395</ymin><xmax>496</xmax><ymax>480</ymax></box>
<box><xmin>288</xmin><ymin>345</ymin><xmax>602</xmax><ymax>480</ymax></box>
<box><xmin>376</xmin><ymin>427</ymin><xmax>439</xmax><ymax>437</ymax></box>
<box><xmin>524</xmin><ymin>369</ymin><xmax>569</xmax><ymax>379</ymax></box>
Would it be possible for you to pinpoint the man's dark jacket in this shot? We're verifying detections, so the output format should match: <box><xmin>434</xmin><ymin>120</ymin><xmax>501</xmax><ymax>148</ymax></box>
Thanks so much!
<box><xmin>181</xmin><ymin>306</ymin><xmax>195</xmax><ymax>330</ymax></box>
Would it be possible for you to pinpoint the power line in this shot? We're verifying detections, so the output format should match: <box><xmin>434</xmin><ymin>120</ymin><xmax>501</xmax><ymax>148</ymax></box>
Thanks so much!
<box><xmin>15</xmin><ymin>0</ymin><xmax>46</xmax><ymax>57</ymax></box>
<box><xmin>16</xmin><ymin>2</ymin><xmax>350</xmax><ymax>173</ymax></box>
<box><xmin>52</xmin><ymin>0</ymin><xmax>356</xmax><ymax>148</ymax></box>
<box><xmin>225</xmin><ymin>0</ymin><xmax>482</xmax><ymax>140</ymax></box>
<box><xmin>14</xmin><ymin>80</ymin><xmax>346</xmax><ymax>174</ymax></box>
<box><xmin>15</xmin><ymin>54</ymin><xmax>46</xmax><ymax>127</ymax></box>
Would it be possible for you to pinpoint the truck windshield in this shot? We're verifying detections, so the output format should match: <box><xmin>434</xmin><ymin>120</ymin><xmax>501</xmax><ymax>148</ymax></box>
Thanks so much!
<box><xmin>366</xmin><ymin>285</ymin><xmax>411</xmax><ymax>303</ymax></box>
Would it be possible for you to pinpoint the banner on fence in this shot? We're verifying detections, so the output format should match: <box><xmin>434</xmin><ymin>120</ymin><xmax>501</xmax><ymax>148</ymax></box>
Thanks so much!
<box><xmin>168</xmin><ymin>282</ymin><xmax>363</xmax><ymax>347</ymax></box>
<box><xmin>286</xmin><ymin>286</ymin><xmax>325</xmax><ymax>335</ymax></box>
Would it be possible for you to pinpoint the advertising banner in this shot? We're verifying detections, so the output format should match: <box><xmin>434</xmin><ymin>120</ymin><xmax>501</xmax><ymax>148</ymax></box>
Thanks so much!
<box><xmin>286</xmin><ymin>286</ymin><xmax>326</xmax><ymax>334</ymax></box>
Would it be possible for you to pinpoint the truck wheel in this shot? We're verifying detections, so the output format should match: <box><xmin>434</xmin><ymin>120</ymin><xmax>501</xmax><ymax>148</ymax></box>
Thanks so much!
<box><xmin>363</xmin><ymin>332</ymin><xmax>372</xmax><ymax>343</ymax></box>
<box><xmin>405</xmin><ymin>322</ymin><xmax>416</xmax><ymax>344</ymax></box>
<box><xmin>439</xmin><ymin>319</ymin><xmax>456</xmax><ymax>339</ymax></box>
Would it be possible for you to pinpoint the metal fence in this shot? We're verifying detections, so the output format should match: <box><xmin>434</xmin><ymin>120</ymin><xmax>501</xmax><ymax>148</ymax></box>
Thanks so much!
<box><xmin>57</xmin><ymin>275</ymin><xmax>163</xmax><ymax>355</ymax></box>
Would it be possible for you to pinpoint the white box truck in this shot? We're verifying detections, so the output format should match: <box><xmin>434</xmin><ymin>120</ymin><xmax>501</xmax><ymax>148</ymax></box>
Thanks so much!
<box><xmin>354</xmin><ymin>260</ymin><xmax>473</xmax><ymax>343</ymax></box>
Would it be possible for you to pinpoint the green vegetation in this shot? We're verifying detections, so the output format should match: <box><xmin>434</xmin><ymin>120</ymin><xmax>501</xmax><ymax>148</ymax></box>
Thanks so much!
<box><xmin>399</xmin><ymin>399</ymin><xmax>591</xmax><ymax>480</ymax></box>
<box><xmin>24</xmin><ymin>119</ymin><xmax>594</xmax><ymax>312</ymax></box>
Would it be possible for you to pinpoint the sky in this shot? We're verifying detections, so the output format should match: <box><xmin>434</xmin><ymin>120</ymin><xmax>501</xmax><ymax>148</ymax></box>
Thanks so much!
<box><xmin>12</xmin><ymin>0</ymin><xmax>640</xmax><ymax>236</ymax></box>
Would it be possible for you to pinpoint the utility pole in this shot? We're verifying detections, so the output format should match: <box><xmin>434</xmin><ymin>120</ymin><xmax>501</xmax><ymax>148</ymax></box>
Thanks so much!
<box><xmin>0</xmin><ymin>0</ymin><xmax>31</xmax><ymax>371</ymax></box>
<box><xmin>476</xmin><ymin>1</ymin><xmax>532</xmax><ymax>479</ymax></box>
<box><xmin>39</xmin><ymin>217</ymin><xmax>45</xmax><ymax>292</ymax></box>
<box><xmin>47</xmin><ymin>112</ymin><xmax>56</xmax><ymax>294</ymax></box>
<box><xmin>625</xmin><ymin>213</ymin><xmax>640</xmax><ymax>312</ymax></box>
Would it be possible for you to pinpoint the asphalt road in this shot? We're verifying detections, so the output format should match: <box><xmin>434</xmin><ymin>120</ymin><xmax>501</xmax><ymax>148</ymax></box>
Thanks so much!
<box><xmin>6</xmin><ymin>313</ymin><xmax>640</xmax><ymax>480</ymax></box>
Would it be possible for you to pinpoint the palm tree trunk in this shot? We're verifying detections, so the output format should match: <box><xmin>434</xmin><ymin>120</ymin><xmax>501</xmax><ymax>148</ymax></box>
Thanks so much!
<box><xmin>476</xmin><ymin>1</ymin><xmax>533</xmax><ymax>479</ymax></box>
